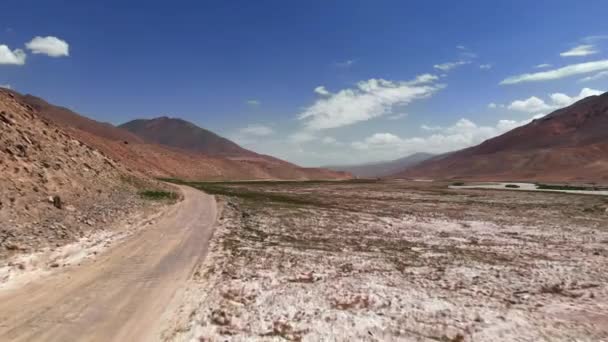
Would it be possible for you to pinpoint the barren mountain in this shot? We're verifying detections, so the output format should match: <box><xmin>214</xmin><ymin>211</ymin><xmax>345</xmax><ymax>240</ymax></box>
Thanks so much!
<box><xmin>119</xmin><ymin>117</ymin><xmax>251</xmax><ymax>156</ymax></box>
<box><xmin>326</xmin><ymin>152</ymin><xmax>433</xmax><ymax>178</ymax></box>
<box><xmin>0</xmin><ymin>88</ymin><xmax>154</xmax><ymax>258</ymax></box>
<box><xmin>16</xmin><ymin>92</ymin><xmax>349</xmax><ymax>181</ymax></box>
<box><xmin>396</xmin><ymin>92</ymin><xmax>608</xmax><ymax>182</ymax></box>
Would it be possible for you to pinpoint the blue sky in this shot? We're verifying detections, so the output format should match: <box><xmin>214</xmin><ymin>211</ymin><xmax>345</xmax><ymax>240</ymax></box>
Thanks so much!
<box><xmin>2</xmin><ymin>0</ymin><xmax>608</xmax><ymax>166</ymax></box>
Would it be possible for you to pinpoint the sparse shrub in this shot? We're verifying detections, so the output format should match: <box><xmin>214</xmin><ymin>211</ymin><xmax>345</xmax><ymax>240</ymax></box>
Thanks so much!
<box><xmin>505</xmin><ymin>184</ymin><xmax>520</xmax><ymax>188</ymax></box>
<box><xmin>536</xmin><ymin>184</ymin><xmax>588</xmax><ymax>191</ymax></box>
<box><xmin>139</xmin><ymin>190</ymin><xmax>178</xmax><ymax>200</ymax></box>
<box><xmin>451</xmin><ymin>182</ymin><xmax>465</xmax><ymax>186</ymax></box>
<box><xmin>540</xmin><ymin>283</ymin><xmax>564</xmax><ymax>294</ymax></box>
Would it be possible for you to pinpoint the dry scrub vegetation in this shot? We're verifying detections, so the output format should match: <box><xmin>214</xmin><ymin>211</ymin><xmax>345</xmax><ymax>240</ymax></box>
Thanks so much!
<box><xmin>166</xmin><ymin>180</ymin><xmax>608</xmax><ymax>342</ymax></box>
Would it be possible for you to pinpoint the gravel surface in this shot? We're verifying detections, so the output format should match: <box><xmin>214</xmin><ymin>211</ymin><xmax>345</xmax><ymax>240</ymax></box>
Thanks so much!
<box><xmin>168</xmin><ymin>180</ymin><xmax>608</xmax><ymax>342</ymax></box>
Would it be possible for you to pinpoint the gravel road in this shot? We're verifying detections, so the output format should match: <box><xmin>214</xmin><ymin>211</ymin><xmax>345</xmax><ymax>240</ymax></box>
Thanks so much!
<box><xmin>0</xmin><ymin>185</ymin><xmax>216</xmax><ymax>342</ymax></box>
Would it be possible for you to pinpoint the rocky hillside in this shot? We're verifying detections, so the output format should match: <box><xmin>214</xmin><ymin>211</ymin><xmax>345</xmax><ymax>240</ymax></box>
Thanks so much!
<box><xmin>14</xmin><ymin>92</ymin><xmax>349</xmax><ymax>181</ymax></box>
<box><xmin>396</xmin><ymin>92</ymin><xmax>608</xmax><ymax>182</ymax></box>
<box><xmin>0</xmin><ymin>89</ymin><xmax>154</xmax><ymax>258</ymax></box>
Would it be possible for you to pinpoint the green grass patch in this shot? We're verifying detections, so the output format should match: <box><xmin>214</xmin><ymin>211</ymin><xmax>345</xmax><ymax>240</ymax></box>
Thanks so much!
<box><xmin>139</xmin><ymin>190</ymin><xmax>179</xmax><ymax>200</ymax></box>
<box><xmin>159</xmin><ymin>178</ymin><xmax>378</xmax><ymax>187</ymax></box>
<box><xmin>162</xmin><ymin>179</ymin><xmax>329</xmax><ymax>207</ymax></box>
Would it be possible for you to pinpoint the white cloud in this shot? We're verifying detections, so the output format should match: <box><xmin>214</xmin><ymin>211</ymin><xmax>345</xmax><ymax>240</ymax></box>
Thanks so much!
<box><xmin>239</xmin><ymin>124</ymin><xmax>274</xmax><ymax>136</ymax></box>
<box><xmin>433</xmin><ymin>60</ymin><xmax>469</xmax><ymax>71</ymax></box>
<box><xmin>479</xmin><ymin>64</ymin><xmax>492</xmax><ymax>70</ymax></box>
<box><xmin>508</xmin><ymin>96</ymin><xmax>553</xmax><ymax>113</ymax></box>
<box><xmin>456</xmin><ymin>45</ymin><xmax>466</xmax><ymax>50</ymax></box>
<box><xmin>0</xmin><ymin>45</ymin><xmax>26</xmax><ymax>65</ymax></box>
<box><xmin>535</xmin><ymin>63</ymin><xmax>552</xmax><ymax>69</ymax></box>
<box><xmin>500</xmin><ymin>59</ymin><xmax>608</xmax><ymax>85</ymax></box>
<box><xmin>298</xmin><ymin>76</ymin><xmax>443</xmax><ymax>130</ymax></box>
<box><xmin>409</xmin><ymin>73</ymin><xmax>438</xmax><ymax>84</ymax></box>
<box><xmin>549</xmin><ymin>88</ymin><xmax>602</xmax><ymax>107</ymax></box>
<box><xmin>25</xmin><ymin>36</ymin><xmax>69</xmax><ymax>57</ymax></box>
<box><xmin>507</xmin><ymin>88</ymin><xmax>603</xmax><ymax>113</ymax></box>
<box><xmin>246</xmin><ymin>99</ymin><xmax>260</xmax><ymax>106</ymax></box>
<box><xmin>560</xmin><ymin>44</ymin><xmax>598</xmax><ymax>57</ymax></box>
<box><xmin>0</xmin><ymin>84</ymin><xmax>11</xmax><ymax>89</ymax></box>
<box><xmin>314</xmin><ymin>86</ymin><xmax>330</xmax><ymax>96</ymax></box>
<box><xmin>352</xmin><ymin>114</ymin><xmax>543</xmax><ymax>159</ymax></box>
<box><xmin>579</xmin><ymin>70</ymin><xmax>608</xmax><ymax>82</ymax></box>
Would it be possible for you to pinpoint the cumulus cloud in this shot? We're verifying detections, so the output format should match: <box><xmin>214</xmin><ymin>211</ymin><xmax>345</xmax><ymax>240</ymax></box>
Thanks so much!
<box><xmin>560</xmin><ymin>44</ymin><xmax>598</xmax><ymax>57</ymax></box>
<box><xmin>550</xmin><ymin>87</ymin><xmax>603</xmax><ymax>107</ymax></box>
<box><xmin>0</xmin><ymin>45</ymin><xmax>26</xmax><ymax>65</ymax></box>
<box><xmin>314</xmin><ymin>86</ymin><xmax>330</xmax><ymax>96</ymax></box>
<box><xmin>239</xmin><ymin>124</ymin><xmax>273</xmax><ymax>136</ymax></box>
<box><xmin>433</xmin><ymin>60</ymin><xmax>469</xmax><ymax>72</ymax></box>
<box><xmin>507</xmin><ymin>88</ymin><xmax>603</xmax><ymax>113</ymax></box>
<box><xmin>579</xmin><ymin>70</ymin><xmax>608</xmax><ymax>82</ymax></box>
<box><xmin>500</xmin><ymin>59</ymin><xmax>608</xmax><ymax>85</ymax></box>
<box><xmin>508</xmin><ymin>96</ymin><xmax>553</xmax><ymax>113</ymax></box>
<box><xmin>25</xmin><ymin>36</ymin><xmax>69</xmax><ymax>57</ymax></box>
<box><xmin>352</xmin><ymin>114</ymin><xmax>544</xmax><ymax>159</ymax></box>
<box><xmin>298</xmin><ymin>76</ymin><xmax>443</xmax><ymax>130</ymax></box>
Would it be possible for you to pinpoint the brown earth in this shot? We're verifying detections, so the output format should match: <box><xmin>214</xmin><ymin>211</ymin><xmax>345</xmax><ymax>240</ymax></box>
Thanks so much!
<box><xmin>18</xmin><ymin>92</ymin><xmax>351</xmax><ymax>181</ymax></box>
<box><xmin>0</xmin><ymin>89</ymin><xmax>160</xmax><ymax>258</ymax></box>
<box><xmin>396</xmin><ymin>92</ymin><xmax>608</xmax><ymax>182</ymax></box>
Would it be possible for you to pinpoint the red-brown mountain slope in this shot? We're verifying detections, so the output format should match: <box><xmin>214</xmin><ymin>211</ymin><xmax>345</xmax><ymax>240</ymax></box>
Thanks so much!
<box><xmin>395</xmin><ymin>92</ymin><xmax>608</xmax><ymax>182</ymax></box>
<box><xmin>15</xmin><ymin>91</ymin><xmax>349</xmax><ymax>181</ymax></box>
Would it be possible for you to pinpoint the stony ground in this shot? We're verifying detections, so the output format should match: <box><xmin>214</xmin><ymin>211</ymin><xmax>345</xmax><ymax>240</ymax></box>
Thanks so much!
<box><xmin>0</xmin><ymin>88</ymin><xmax>171</xmax><ymax>259</ymax></box>
<box><xmin>166</xmin><ymin>180</ymin><xmax>608</xmax><ymax>342</ymax></box>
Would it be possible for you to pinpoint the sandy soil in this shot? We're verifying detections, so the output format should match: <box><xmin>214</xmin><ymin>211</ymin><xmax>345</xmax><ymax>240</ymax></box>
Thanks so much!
<box><xmin>0</xmin><ymin>185</ymin><xmax>217</xmax><ymax>342</ymax></box>
<box><xmin>167</xmin><ymin>180</ymin><xmax>608</xmax><ymax>342</ymax></box>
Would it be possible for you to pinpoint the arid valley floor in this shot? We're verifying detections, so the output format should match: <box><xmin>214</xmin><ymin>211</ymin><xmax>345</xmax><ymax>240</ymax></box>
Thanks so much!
<box><xmin>162</xmin><ymin>180</ymin><xmax>608</xmax><ymax>341</ymax></box>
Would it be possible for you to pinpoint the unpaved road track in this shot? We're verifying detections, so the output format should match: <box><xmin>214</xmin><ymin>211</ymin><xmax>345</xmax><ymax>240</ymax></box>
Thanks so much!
<box><xmin>0</xmin><ymin>185</ymin><xmax>216</xmax><ymax>342</ymax></box>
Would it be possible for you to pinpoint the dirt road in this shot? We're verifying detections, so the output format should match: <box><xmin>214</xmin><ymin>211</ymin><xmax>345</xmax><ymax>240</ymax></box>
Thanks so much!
<box><xmin>0</xmin><ymin>185</ymin><xmax>216</xmax><ymax>342</ymax></box>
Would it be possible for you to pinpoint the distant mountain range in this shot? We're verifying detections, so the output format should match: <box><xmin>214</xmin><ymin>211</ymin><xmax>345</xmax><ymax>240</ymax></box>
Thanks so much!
<box><xmin>9</xmin><ymin>88</ymin><xmax>608</xmax><ymax>183</ymax></box>
<box><xmin>326</xmin><ymin>152</ymin><xmax>434</xmax><ymax>178</ymax></box>
<box><xmin>16</xmin><ymin>92</ymin><xmax>350</xmax><ymax>181</ymax></box>
<box><xmin>395</xmin><ymin>92</ymin><xmax>608</xmax><ymax>182</ymax></box>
